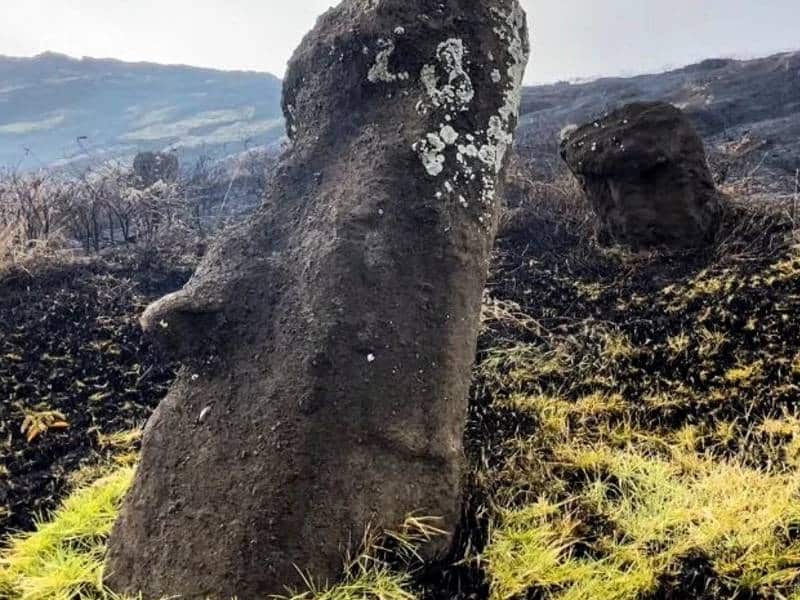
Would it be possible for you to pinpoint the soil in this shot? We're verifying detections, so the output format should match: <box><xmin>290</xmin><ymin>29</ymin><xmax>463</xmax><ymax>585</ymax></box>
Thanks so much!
<box><xmin>0</xmin><ymin>260</ymin><xmax>189</xmax><ymax>539</ymax></box>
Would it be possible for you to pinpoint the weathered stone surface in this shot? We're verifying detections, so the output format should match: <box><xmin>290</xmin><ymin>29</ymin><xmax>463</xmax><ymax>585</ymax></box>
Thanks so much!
<box><xmin>560</xmin><ymin>102</ymin><xmax>723</xmax><ymax>247</ymax></box>
<box><xmin>104</xmin><ymin>1</ymin><xmax>529</xmax><ymax>598</ymax></box>
<box><xmin>132</xmin><ymin>151</ymin><xmax>179</xmax><ymax>188</ymax></box>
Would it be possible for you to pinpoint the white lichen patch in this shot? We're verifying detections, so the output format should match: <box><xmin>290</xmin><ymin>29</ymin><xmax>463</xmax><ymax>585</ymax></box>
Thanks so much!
<box><xmin>478</xmin><ymin>144</ymin><xmax>497</xmax><ymax>168</ymax></box>
<box><xmin>440</xmin><ymin>125</ymin><xmax>459</xmax><ymax>145</ymax></box>
<box><xmin>286</xmin><ymin>103</ymin><xmax>298</xmax><ymax>135</ymax></box>
<box><xmin>420</xmin><ymin>39</ymin><xmax>475</xmax><ymax>111</ymax></box>
<box><xmin>559</xmin><ymin>123</ymin><xmax>578</xmax><ymax>142</ymax></box>
<box><xmin>415</xmin><ymin>39</ymin><xmax>476</xmax><ymax>180</ymax></box>
<box><xmin>411</xmin><ymin>4</ymin><xmax>529</xmax><ymax>228</ymax></box>
<box><xmin>414</xmin><ymin>132</ymin><xmax>447</xmax><ymax>176</ymax></box>
<box><xmin>491</xmin><ymin>4</ymin><xmax>528</xmax><ymax>123</ymax></box>
<box><xmin>481</xmin><ymin>115</ymin><xmax>514</xmax><ymax>172</ymax></box>
<box><xmin>367</xmin><ymin>39</ymin><xmax>409</xmax><ymax>83</ymax></box>
<box><xmin>482</xmin><ymin>3</ymin><xmax>528</xmax><ymax>173</ymax></box>
<box><xmin>359</xmin><ymin>0</ymin><xmax>380</xmax><ymax>10</ymax></box>
<box><xmin>457</xmin><ymin>143</ymin><xmax>479</xmax><ymax>159</ymax></box>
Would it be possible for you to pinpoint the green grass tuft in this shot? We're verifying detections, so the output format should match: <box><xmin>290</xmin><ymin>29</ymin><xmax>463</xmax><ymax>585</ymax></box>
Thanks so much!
<box><xmin>1</xmin><ymin>465</ymin><xmax>423</xmax><ymax>600</ymax></box>
<box><xmin>279</xmin><ymin>569</ymin><xmax>416</xmax><ymax>600</ymax></box>
<box><xmin>484</xmin><ymin>445</ymin><xmax>800</xmax><ymax>600</ymax></box>
<box><xmin>0</xmin><ymin>467</ymin><xmax>134</xmax><ymax>600</ymax></box>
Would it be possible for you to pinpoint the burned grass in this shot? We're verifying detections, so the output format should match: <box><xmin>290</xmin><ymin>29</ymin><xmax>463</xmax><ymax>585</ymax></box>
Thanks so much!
<box><xmin>456</xmin><ymin>196</ymin><xmax>800</xmax><ymax>600</ymax></box>
<box><xmin>0</xmin><ymin>261</ymin><xmax>188</xmax><ymax>539</ymax></box>
<box><xmin>3</xmin><ymin>188</ymin><xmax>800</xmax><ymax>600</ymax></box>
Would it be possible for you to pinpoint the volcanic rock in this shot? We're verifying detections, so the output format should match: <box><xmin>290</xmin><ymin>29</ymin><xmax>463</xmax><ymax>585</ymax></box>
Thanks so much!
<box><xmin>560</xmin><ymin>101</ymin><xmax>723</xmax><ymax>247</ymax></box>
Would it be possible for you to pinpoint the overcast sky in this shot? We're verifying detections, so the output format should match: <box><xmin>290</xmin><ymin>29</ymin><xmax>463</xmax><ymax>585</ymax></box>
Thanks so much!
<box><xmin>1</xmin><ymin>0</ymin><xmax>797</xmax><ymax>84</ymax></box>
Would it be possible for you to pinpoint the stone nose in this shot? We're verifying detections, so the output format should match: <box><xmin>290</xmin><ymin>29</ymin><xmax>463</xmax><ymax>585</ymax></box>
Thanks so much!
<box><xmin>140</xmin><ymin>289</ymin><xmax>225</xmax><ymax>359</ymax></box>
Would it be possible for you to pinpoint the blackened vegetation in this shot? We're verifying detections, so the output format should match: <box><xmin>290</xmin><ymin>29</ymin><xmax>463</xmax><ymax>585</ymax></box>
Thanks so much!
<box><xmin>485</xmin><ymin>201</ymin><xmax>796</xmax><ymax>446</ymax></box>
<box><xmin>420</xmin><ymin>192</ymin><xmax>800</xmax><ymax>599</ymax></box>
<box><xmin>1</xmin><ymin>176</ymin><xmax>799</xmax><ymax>600</ymax></box>
<box><xmin>0</xmin><ymin>262</ymin><xmax>188</xmax><ymax>539</ymax></box>
<box><xmin>653</xmin><ymin>552</ymin><xmax>750</xmax><ymax>600</ymax></box>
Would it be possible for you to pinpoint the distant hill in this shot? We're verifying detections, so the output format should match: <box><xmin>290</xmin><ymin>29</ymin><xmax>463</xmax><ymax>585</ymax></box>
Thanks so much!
<box><xmin>0</xmin><ymin>52</ymin><xmax>283</xmax><ymax>169</ymax></box>
<box><xmin>517</xmin><ymin>51</ymin><xmax>800</xmax><ymax>183</ymax></box>
<box><xmin>1</xmin><ymin>51</ymin><xmax>798</xmax><ymax>181</ymax></box>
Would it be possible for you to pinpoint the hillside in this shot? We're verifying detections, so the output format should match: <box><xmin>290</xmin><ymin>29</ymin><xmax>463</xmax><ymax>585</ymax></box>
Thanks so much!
<box><xmin>3</xmin><ymin>190</ymin><xmax>800</xmax><ymax>600</ymax></box>
<box><xmin>0</xmin><ymin>52</ymin><xmax>284</xmax><ymax>168</ymax></box>
<box><xmin>518</xmin><ymin>51</ymin><xmax>800</xmax><ymax>184</ymax></box>
<box><xmin>1</xmin><ymin>51</ymin><xmax>798</xmax><ymax>180</ymax></box>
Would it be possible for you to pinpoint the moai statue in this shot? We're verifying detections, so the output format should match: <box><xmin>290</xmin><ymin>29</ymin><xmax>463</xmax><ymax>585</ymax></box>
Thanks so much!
<box><xmin>105</xmin><ymin>1</ymin><xmax>529</xmax><ymax>597</ymax></box>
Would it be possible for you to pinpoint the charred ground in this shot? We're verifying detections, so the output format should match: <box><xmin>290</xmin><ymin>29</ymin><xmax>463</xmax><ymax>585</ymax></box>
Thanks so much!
<box><xmin>0</xmin><ymin>260</ymin><xmax>188</xmax><ymax>538</ymax></box>
<box><xmin>447</xmin><ymin>182</ymin><xmax>800</xmax><ymax>600</ymax></box>
<box><xmin>2</xmin><ymin>176</ymin><xmax>800</xmax><ymax>600</ymax></box>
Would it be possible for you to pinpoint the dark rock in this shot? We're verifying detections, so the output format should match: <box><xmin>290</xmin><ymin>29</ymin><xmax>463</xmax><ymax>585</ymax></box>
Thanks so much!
<box><xmin>560</xmin><ymin>102</ymin><xmax>723</xmax><ymax>247</ymax></box>
<box><xmin>104</xmin><ymin>1</ymin><xmax>529</xmax><ymax>598</ymax></box>
<box><xmin>132</xmin><ymin>151</ymin><xmax>179</xmax><ymax>188</ymax></box>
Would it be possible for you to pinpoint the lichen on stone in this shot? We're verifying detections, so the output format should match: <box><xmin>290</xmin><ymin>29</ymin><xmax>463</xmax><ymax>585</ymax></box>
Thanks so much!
<box><xmin>491</xmin><ymin>3</ymin><xmax>528</xmax><ymax>123</ymax></box>
<box><xmin>420</xmin><ymin>39</ymin><xmax>475</xmax><ymax>111</ymax></box>
<box><xmin>479</xmin><ymin>3</ymin><xmax>528</xmax><ymax>174</ymax></box>
<box><xmin>440</xmin><ymin>125</ymin><xmax>459</xmax><ymax>145</ymax></box>
<box><xmin>414</xmin><ymin>132</ymin><xmax>447</xmax><ymax>176</ymax></box>
<box><xmin>367</xmin><ymin>38</ymin><xmax>410</xmax><ymax>83</ymax></box>
<box><xmin>286</xmin><ymin>103</ymin><xmax>298</xmax><ymax>135</ymax></box>
<box><xmin>409</xmin><ymin>3</ymin><xmax>529</xmax><ymax>227</ymax></box>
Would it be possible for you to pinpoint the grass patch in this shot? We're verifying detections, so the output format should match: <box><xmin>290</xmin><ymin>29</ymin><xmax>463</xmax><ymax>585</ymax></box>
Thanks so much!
<box><xmin>1</xmin><ymin>466</ymin><xmax>431</xmax><ymax>600</ymax></box>
<box><xmin>471</xmin><ymin>192</ymin><xmax>800</xmax><ymax>600</ymax></box>
<box><xmin>281</xmin><ymin>569</ymin><xmax>416</xmax><ymax>600</ymax></box>
<box><xmin>485</xmin><ymin>441</ymin><xmax>800</xmax><ymax>600</ymax></box>
<box><xmin>0</xmin><ymin>467</ymin><xmax>133</xmax><ymax>600</ymax></box>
